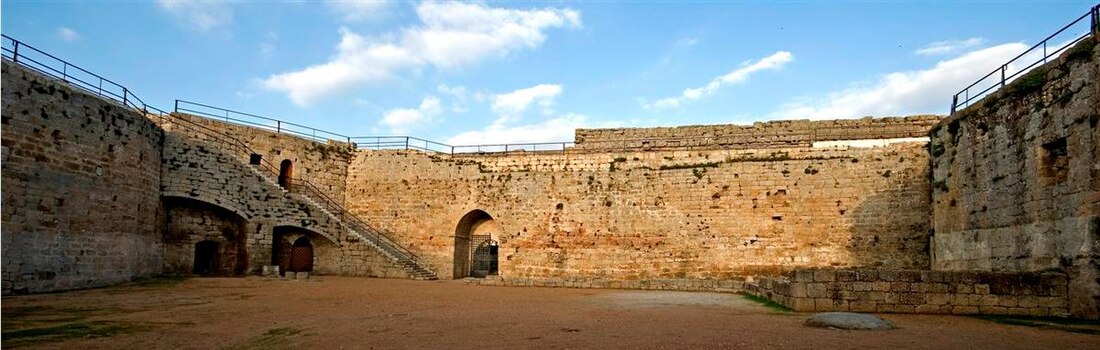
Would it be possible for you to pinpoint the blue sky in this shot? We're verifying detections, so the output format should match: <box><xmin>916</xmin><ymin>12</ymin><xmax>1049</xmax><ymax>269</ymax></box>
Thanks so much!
<box><xmin>3</xmin><ymin>1</ymin><xmax>1095</xmax><ymax>144</ymax></box>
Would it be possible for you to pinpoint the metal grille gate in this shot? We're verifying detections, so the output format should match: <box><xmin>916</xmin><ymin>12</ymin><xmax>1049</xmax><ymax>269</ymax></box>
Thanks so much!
<box><xmin>470</xmin><ymin>235</ymin><xmax>498</xmax><ymax>278</ymax></box>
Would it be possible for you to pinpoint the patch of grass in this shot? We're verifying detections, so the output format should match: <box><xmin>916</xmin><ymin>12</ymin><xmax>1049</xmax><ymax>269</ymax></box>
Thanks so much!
<box><xmin>131</xmin><ymin>275</ymin><xmax>188</xmax><ymax>287</ymax></box>
<box><xmin>1003</xmin><ymin>66</ymin><xmax>1049</xmax><ymax>98</ymax></box>
<box><xmin>1063</xmin><ymin>36</ymin><xmax>1096</xmax><ymax>63</ymax></box>
<box><xmin>739</xmin><ymin>293</ymin><xmax>793</xmax><ymax>313</ymax></box>
<box><xmin>2</xmin><ymin>321</ymin><xmax>152</xmax><ymax>347</ymax></box>
<box><xmin>226</xmin><ymin>327</ymin><xmax>306</xmax><ymax>350</ymax></box>
<box><xmin>3</xmin><ymin>306</ymin><xmax>50</xmax><ymax>319</ymax></box>
<box><xmin>974</xmin><ymin>315</ymin><xmax>1100</xmax><ymax>335</ymax></box>
<box><xmin>659</xmin><ymin>161</ymin><xmax>721</xmax><ymax>171</ymax></box>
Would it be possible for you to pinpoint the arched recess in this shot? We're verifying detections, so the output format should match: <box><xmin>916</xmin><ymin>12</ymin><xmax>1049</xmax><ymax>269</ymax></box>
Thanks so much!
<box><xmin>162</xmin><ymin>196</ymin><xmax>249</xmax><ymax>276</ymax></box>
<box><xmin>454</xmin><ymin>210</ymin><xmax>501</xmax><ymax>279</ymax></box>
<box><xmin>278</xmin><ymin>159</ymin><xmax>293</xmax><ymax>190</ymax></box>
<box><xmin>272</xmin><ymin>225</ymin><xmax>340</xmax><ymax>275</ymax></box>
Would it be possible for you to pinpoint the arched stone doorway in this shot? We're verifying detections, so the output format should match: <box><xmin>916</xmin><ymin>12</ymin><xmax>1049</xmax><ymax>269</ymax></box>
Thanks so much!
<box><xmin>163</xmin><ymin>196</ymin><xmax>248</xmax><ymax>276</ymax></box>
<box><xmin>278</xmin><ymin>159</ymin><xmax>293</xmax><ymax>190</ymax></box>
<box><xmin>272</xmin><ymin>226</ymin><xmax>338</xmax><ymax>275</ymax></box>
<box><xmin>193</xmin><ymin>240</ymin><xmax>220</xmax><ymax>275</ymax></box>
<box><xmin>454</xmin><ymin>210</ymin><xmax>501</xmax><ymax>279</ymax></box>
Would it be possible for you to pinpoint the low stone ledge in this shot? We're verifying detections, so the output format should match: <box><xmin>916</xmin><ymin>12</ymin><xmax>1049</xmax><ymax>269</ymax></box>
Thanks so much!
<box><xmin>462</xmin><ymin>276</ymin><xmax>747</xmax><ymax>293</ymax></box>
<box><xmin>745</xmin><ymin>268</ymin><xmax>1070</xmax><ymax>316</ymax></box>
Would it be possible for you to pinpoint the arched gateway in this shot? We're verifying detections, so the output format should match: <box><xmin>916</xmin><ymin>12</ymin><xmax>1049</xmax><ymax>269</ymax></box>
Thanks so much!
<box><xmin>454</xmin><ymin>210</ymin><xmax>500</xmax><ymax>279</ymax></box>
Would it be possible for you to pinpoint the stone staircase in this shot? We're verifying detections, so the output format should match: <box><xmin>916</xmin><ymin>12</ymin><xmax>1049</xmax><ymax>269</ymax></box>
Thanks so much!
<box><xmin>240</xmin><ymin>164</ymin><xmax>439</xmax><ymax>280</ymax></box>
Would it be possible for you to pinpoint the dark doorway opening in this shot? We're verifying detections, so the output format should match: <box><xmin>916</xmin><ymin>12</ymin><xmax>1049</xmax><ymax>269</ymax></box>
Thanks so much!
<box><xmin>193</xmin><ymin>240</ymin><xmax>220</xmax><ymax>275</ymax></box>
<box><xmin>289</xmin><ymin>237</ymin><xmax>314</xmax><ymax>272</ymax></box>
<box><xmin>278</xmin><ymin>159</ymin><xmax>293</xmax><ymax>190</ymax></box>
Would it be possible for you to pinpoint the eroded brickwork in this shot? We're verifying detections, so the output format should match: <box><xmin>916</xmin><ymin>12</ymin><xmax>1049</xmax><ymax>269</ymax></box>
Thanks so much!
<box><xmin>346</xmin><ymin>143</ymin><xmax>933</xmax><ymax>282</ymax></box>
<box><xmin>575</xmin><ymin>116</ymin><xmax>940</xmax><ymax>151</ymax></box>
<box><xmin>1</xmin><ymin>61</ymin><xmax>164</xmax><ymax>294</ymax></box>
<box><xmin>930</xmin><ymin>38</ymin><xmax>1100</xmax><ymax>318</ymax></box>
<box><xmin>165</xmin><ymin>113</ymin><xmax>353</xmax><ymax>205</ymax></box>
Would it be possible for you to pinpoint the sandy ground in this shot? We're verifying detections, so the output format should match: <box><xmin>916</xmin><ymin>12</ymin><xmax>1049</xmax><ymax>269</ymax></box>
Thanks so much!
<box><xmin>2</xmin><ymin>276</ymin><xmax>1097</xmax><ymax>349</ymax></box>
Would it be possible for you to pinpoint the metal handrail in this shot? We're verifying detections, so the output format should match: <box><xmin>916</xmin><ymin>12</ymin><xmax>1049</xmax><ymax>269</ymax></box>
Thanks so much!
<box><xmin>2</xmin><ymin>34</ymin><xmax>142</xmax><ymax>112</ymax></box>
<box><xmin>180</xmin><ymin>99</ymin><xmax>935</xmax><ymax>156</ymax></box>
<box><xmin>951</xmin><ymin>4</ymin><xmax>1099</xmax><ymax>115</ymax></box>
<box><xmin>176</xmin><ymin>99</ymin><xmax>354</xmax><ymax>145</ymax></box>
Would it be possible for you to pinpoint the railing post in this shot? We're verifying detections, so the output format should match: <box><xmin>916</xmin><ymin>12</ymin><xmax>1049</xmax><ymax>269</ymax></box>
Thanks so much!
<box><xmin>1000</xmin><ymin>65</ymin><xmax>1006</xmax><ymax>87</ymax></box>
<box><xmin>1093</xmin><ymin>6</ymin><xmax>1099</xmax><ymax>35</ymax></box>
<box><xmin>950</xmin><ymin>95</ymin><xmax>958</xmax><ymax>115</ymax></box>
<box><xmin>122</xmin><ymin>88</ymin><xmax>128</xmax><ymax>107</ymax></box>
<box><xmin>174</xmin><ymin>99</ymin><xmax>179</xmax><ymax>112</ymax></box>
<box><xmin>11</xmin><ymin>40</ymin><xmax>18</xmax><ymax>63</ymax></box>
<box><xmin>62</xmin><ymin>64</ymin><xmax>67</xmax><ymax>82</ymax></box>
<box><xmin>277</xmin><ymin>121</ymin><xmax>281</xmax><ymax>133</ymax></box>
<box><xmin>1043</xmin><ymin>41</ymin><xmax>1048</xmax><ymax>64</ymax></box>
<box><xmin>405</xmin><ymin>137</ymin><xmax>409</xmax><ymax>150</ymax></box>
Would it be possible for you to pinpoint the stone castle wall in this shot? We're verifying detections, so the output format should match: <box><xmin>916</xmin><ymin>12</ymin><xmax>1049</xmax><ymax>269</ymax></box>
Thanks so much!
<box><xmin>1</xmin><ymin>61</ymin><xmax>164</xmax><ymax>294</ymax></box>
<box><xmin>345</xmin><ymin>143</ymin><xmax>933</xmax><ymax>282</ymax></box>
<box><xmin>930</xmin><ymin>37</ymin><xmax>1100</xmax><ymax>318</ymax></box>
<box><xmin>574</xmin><ymin>116</ymin><xmax>941</xmax><ymax>151</ymax></box>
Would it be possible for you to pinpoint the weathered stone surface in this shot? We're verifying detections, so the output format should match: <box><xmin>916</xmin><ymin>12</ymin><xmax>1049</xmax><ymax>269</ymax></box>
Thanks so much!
<box><xmin>1</xmin><ymin>60</ymin><xmax>164</xmax><ymax>294</ymax></box>
<box><xmin>930</xmin><ymin>37</ymin><xmax>1100</xmax><ymax>319</ymax></box>
<box><xmin>346</xmin><ymin>141</ymin><xmax>934</xmax><ymax>281</ymax></box>
<box><xmin>804</xmin><ymin>312</ymin><xmax>894</xmax><ymax>330</ymax></box>
<box><xmin>575</xmin><ymin>117</ymin><xmax>940</xmax><ymax>151</ymax></box>
<box><xmin>746</xmin><ymin>268</ymin><xmax>1068</xmax><ymax>317</ymax></box>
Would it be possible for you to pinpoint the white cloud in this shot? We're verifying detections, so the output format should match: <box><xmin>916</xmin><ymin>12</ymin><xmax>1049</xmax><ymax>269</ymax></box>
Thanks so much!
<box><xmin>57</xmin><ymin>27</ymin><xmax>80</xmax><ymax>42</ymax></box>
<box><xmin>157</xmin><ymin>0</ymin><xmax>233</xmax><ymax>31</ymax></box>
<box><xmin>380</xmin><ymin>96</ymin><xmax>443</xmax><ymax>133</ymax></box>
<box><xmin>767</xmin><ymin>42</ymin><xmax>1032</xmax><ymax>120</ymax></box>
<box><xmin>915</xmin><ymin>38</ymin><xmax>986</xmax><ymax>56</ymax></box>
<box><xmin>263</xmin><ymin>1</ymin><xmax>581</xmax><ymax>106</ymax></box>
<box><xmin>259</xmin><ymin>32</ymin><xmax>278</xmax><ymax>57</ymax></box>
<box><xmin>437</xmin><ymin>84</ymin><xmax>472</xmax><ymax>113</ymax></box>
<box><xmin>646</xmin><ymin>51</ymin><xmax>793</xmax><ymax>109</ymax></box>
<box><xmin>326</xmin><ymin>0</ymin><xmax>390</xmax><ymax>22</ymax></box>
<box><xmin>674</xmin><ymin>37</ymin><xmax>698</xmax><ymax>49</ymax></box>
<box><xmin>491</xmin><ymin>84</ymin><xmax>562</xmax><ymax>123</ymax></box>
<box><xmin>446</xmin><ymin>113</ymin><xmax>588</xmax><ymax>145</ymax></box>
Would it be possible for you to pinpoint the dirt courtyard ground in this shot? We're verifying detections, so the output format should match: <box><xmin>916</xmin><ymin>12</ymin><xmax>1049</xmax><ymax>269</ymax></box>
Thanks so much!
<box><xmin>2</xmin><ymin>276</ymin><xmax>1098</xmax><ymax>349</ymax></box>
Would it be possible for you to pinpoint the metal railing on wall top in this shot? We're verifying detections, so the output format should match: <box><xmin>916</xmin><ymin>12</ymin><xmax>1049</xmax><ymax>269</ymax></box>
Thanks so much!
<box><xmin>951</xmin><ymin>4</ymin><xmax>1100</xmax><ymax>115</ymax></box>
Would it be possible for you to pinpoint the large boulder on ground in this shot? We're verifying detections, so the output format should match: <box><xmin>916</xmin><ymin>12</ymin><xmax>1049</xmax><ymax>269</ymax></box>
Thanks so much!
<box><xmin>804</xmin><ymin>312</ymin><xmax>894</xmax><ymax>330</ymax></box>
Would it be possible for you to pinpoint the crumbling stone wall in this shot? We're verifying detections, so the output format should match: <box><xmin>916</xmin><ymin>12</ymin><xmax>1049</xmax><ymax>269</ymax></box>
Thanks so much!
<box><xmin>1</xmin><ymin>61</ymin><xmax>164</xmax><ymax>294</ymax></box>
<box><xmin>575</xmin><ymin>116</ymin><xmax>940</xmax><ymax>151</ymax></box>
<box><xmin>346</xmin><ymin>142</ymin><xmax>933</xmax><ymax>282</ymax></box>
<box><xmin>930</xmin><ymin>37</ymin><xmax>1100</xmax><ymax>318</ymax></box>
